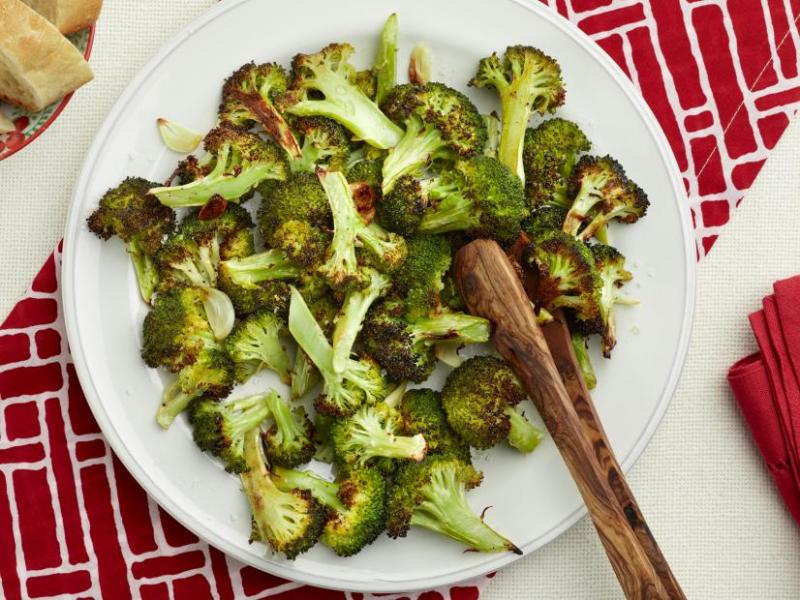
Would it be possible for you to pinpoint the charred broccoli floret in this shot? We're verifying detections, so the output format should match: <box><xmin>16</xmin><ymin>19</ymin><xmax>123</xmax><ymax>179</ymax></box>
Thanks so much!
<box><xmin>262</xmin><ymin>390</ymin><xmax>315</xmax><ymax>468</ymax></box>
<box><xmin>291</xmin><ymin>116</ymin><xmax>351</xmax><ymax>173</ymax></box>
<box><xmin>155</xmin><ymin>204</ymin><xmax>254</xmax><ymax>291</ymax></box>
<box><xmin>278</xmin><ymin>43</ymin><xmax>403</xmax><ymax>149</ymax></box>
<box><xmin>288</xmin><ymin>281</ymin><xmax>389</xmax><ymax>417</ymax></box>
<box><xmin>521</xmin><ymin>204</ymin><xmax>568</xmax><ymax>238</ymax></box>
<box><xmin>331</xmin><ymin>402</ymin><xmax>428</xmax><ymax>467</ymax></box>
<box><xmin>219</xmin><ymin>62</ymin><xmax>302</xmax><ymax>160</ymax></box>
<box><xmin>523</xmin><ymin>230</ymin><xmax>603</xmax><ymax>333</ymax></box>
<box><xmin>317</xmin><ymin>169</ymin><xmax>407</xmax><ymax>289</ymax></box>
<box><xmin>225</xmin><ymin>311</ymin><xmax>291</xmax><ymax>383</ymax></box>
<box><xmin>189</xmin><ymin>393</ymin><xmax>271</xmax><ymax>473</ymax></box>
<box><xmin>399</xmin><ymin>389</ymin><xmax>471</xmax><ymax>462</ymax></box>
<box><xmin>563</xmin><ymin>155</ymin><xmax>649</xmax><ymax>239</ymax></box>
<box><xmin>393</xmin><ymin>235</ymin><xmax>452</xmax><ymax>319</ymax></box>
<box><xmin>150</xmin><ymin>125</ymin><xmax>288</xmax><ymax>207</ymax></box>
<box><xmin>386</xmin><ymin>455</ymin><xmax>520</xmax><ymax>554</ymax></box>
<box><xmin>87</xmin><ymin>177</ymin><xmax>175</xmax><ymax>303</ymax></box>
<box><xmin>240</xmin><ymin>428</ymin><xmax>326</xmax><ymax>559</ymax></box>
<box><xmin>361</xmin><ymin>300</ymin><xmax>490</xmax><ymax>383</ymax></box>
<box><xmin>273</xmin><ymin>465</ymin><xmax>387</xmax><ymax>557</ymax></box>
<box><xmin>442</xmin><ymin>356</ymin><xmax>543</xmax><ymax>453</ymax></box>
<box><xmin>522</xmin><ymin>119</ymin><xmax>591</xmax><ymax>209</ymax></box>
<box><xmin>591</xmin><ymin>244</ymin><xmax>637</xmax><ymax>357</ymax></box>
<box><xmin>471</xmin><ymin>45</ymin><xmax>565</xmax><ymax>182</ymax></box>
<box><xmin>380</xmin><ymin>82</ymin><xmax>486</xmax><ymax>193</ymax></box>
<box><xmin>571</xmin><ymin>332</ymin><xmax>597</xmax><ymax>390</ymax></box>
<box><xmin>413</xmin><ymin>156</ymin><xmax>527</xmax><ymax>244</ymax></box>
<box><xmin>218</xmin><ymin>249</ymin><xmax>300</xmax><ymax>316</ymax></box>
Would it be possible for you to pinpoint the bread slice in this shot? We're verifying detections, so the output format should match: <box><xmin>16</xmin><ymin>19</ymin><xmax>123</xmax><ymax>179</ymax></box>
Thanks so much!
<box><xmin>0</xmin><ymin>0</ymin><xmax>93</xmax><ymax>112</ymax></box>
<box><xmin>21</xmin><ymin>0</ymin><xmax>102</xmax><ymax>34</ymax></box>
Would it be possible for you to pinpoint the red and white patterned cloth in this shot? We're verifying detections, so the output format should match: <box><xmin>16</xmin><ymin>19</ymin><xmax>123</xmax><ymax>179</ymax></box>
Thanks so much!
<box><xmin>2</xmin><ymin>1</ymin><xmax>799</xmax><ymax>598</ymax></box>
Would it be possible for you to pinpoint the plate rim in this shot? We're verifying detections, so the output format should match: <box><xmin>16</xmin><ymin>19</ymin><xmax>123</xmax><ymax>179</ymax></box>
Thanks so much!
<box><xmin>62</xmin><ymin>0</ymin><xmax>697</xmax><ymax>592</ymax></box>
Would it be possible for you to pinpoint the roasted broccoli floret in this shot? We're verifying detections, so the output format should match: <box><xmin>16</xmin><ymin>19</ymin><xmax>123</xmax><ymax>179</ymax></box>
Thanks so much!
<box><xmin>442</xmin><ymin>356</ymin><xmax>543</xmax><ymax>453</ymax></box>
<box><xmin>379</xmin><ymin>82</ymin><xmax>486</xmax><ymax>193</ymax></box>
<box><xmin>273</xmin><ymin>465</ymin><xmax>387</xmax><ymax>557</ymax></box>
<box><xmin>521</xmin><ymin>204</ymin><xmax>568</xmax><ymax>238</ymax></box>
<box><xmin>87</xmin><ymin>177</ymin><xmax>175</xmax><ymax>302</ymax></box>
<box><xmin>278</xmin><ymin>43</ymin><xmax>403</xmax><ymax>149</ymax></box>
<box><xmin>291</xmin><ymin>116</ymin><xmax>351</xmax><ymax>173</ymax></box>
<box><xmin>361</xmin><ymin>300</ymin><xmax>490</xmax><ymax>383</ymax></box>
<box><xmin>150</xmin><ymin>125</ymin><xmax>288</xmax><ymax>207</ymax></box>
<box><xmin>261</xmin><ymin>390</ymin><xmax>315</xmax><ymax>468</ymax></box>
<box><xmin>393</xmin><ymin>235</ymin><xmax>452</xmax><ymax>319</ymax></box>
<box><xmin>240</xmin><ymin>428</ymin><xmax>326</xmax><ymax>559</ymax></box>
<box><xmin>571</xmin><ymin>332</ymin><xmax>597</xmax><ymax>390</ymax></box>
<box><xmin>471</xmin><ymin>45</ymin><xmax>565</xmax><ymax>182</ymax></box>
<box><xmin>219</xmin><ymin>62</ymin><xmax>302</xmax><ymax>160</ymax></box>
<box><xmin>189</xmin><ymin>393</ymin><xmax>271</xmax><ymax>472</ymax></box>
<box><xmin>225</xmin><ymin>311</ymin><xmax>291</xmax><ymax>383</ymax></box>
<box><xmin>523</xmin><ymin>230</ymin><xmax>603</xmax><ymax>333</ymax></box>
<box><xmin>331</xmin><ymin>402</ymin><xmax>427</xmax><ymax>467</ymax></box>
<box><xmin>317</xmin><ymin>169</ymin><xmax>407</xmax><ymax>289</ymax></box>
<box><xmin>386</xmin><ymin>455</ymin><xmax>520</xmax><ymax>554</ymax></box>
<box><xmin>412</xmin><ymin>156</ymin><xmax>527</xmax><ymax>244</ymax></box>
<box><xmin>373</xmin><ymin>13</ymin><xmax>398</xmax><ymax>106</ymax></box>
<box><xmin>399</xmin><ymin>389</ymin><xmax>471</xmax><ymax>462</ymax></box>
<box><xmin>522</xmin><ymin>119</ymin><xmax>591</xmax><ymax>209</ymax></box>
<box><xmin>218</xmin><ymin>249</ymin><xmax>300</xmax><ymax>316</ymax></box>
<box><xmin>288</xmin><ymin>283</ymin><xmax>389</xmax><ymax>417</ymax></box>
<box><xmin>159</xmin><ymin>348</ymin><xmax>234</xmax><ymax>430</ymax></box>
<box><xmin>562</xmin><ymin>155</ymin><xmax>649</xmax><ymax>239</ymax></box>
<box><xmin>155</xmin><ymin>204</ymin><xmax>254</xmax><ymax>291</ymax></box>
<box><xmin>591</xmin><ymin>244</ymin><xmax>637</xmax><ymax>357</ymax></box>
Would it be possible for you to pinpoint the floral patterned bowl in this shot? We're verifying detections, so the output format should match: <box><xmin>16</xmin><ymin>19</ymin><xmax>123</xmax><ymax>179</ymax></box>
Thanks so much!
<box><xmin>0</xmin><ymin>26</ymin><xmax>95</xmax><ymax>161</ymax></box>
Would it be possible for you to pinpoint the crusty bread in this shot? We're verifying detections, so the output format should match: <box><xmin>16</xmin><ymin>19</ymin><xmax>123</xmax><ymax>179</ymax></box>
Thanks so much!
<box><xmin>21</xmin><ymin>0</ymin><xmax>101</xmax><ymax>35</ymax></box>
<box><xmin>0</xmin><ymin>0</ymin><xmax>93</xmax><ymax>112</ymax></box>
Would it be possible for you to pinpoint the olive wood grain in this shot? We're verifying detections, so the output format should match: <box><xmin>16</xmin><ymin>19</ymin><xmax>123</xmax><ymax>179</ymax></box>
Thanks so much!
<box><xmin>454</xmin><ymin>239</ymin><xmax>672</xmax><ymax>600</ymax></box>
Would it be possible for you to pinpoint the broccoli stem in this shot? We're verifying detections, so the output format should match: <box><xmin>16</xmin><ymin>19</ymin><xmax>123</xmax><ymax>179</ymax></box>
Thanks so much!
<box><xmin>410</xmin><ymin>466</ymin><xmax>520</xmax><ymax>553</ymax></box>
<box><xmin>504</xmin><ymin>406</ymin><xmax>544</xmax><ymax>453</ymax></box>
<box><xmin>571</xmin><ymin>333</ymin><xmax>597</xmax><ymax>390</ymax></box>
<box><xmin>349</xmin><ymin>417</ymin><xmax>427</xmax><ymax>464</ymax></box>
<box><xmin>287</xmin><ymin>74</ymin><xmax>402</xmax><ymax>149</ymax></box>
<box><xmin>417</xmin><ymin>194</ymin><xmax>479</xmax><ymax>235</ymax></box>
<box><xmin>374</xmin><ymin>14</ymin><xmax>398</xmax><ymax>106</ymax></box>
<box><xmin>235</xmin><ymin>322</ymin><xmax>291</xmax><ymax>383</ymax></box>
<box><xmin>221</xmin><ymin>250</ymin><xmax>300</xmax><ymax>288</ymax></box>
<box><xmin>227</xmin><ymin>394</ymin><xmax>273</xmax><ymax>436</ymax></box>
<box><xmin>410</xmin><ymin>313</ymin><xmax>490</xmax><ymax>344</ymax></box>
<box><xmin>288</xmin><ymin>287</ymin><xmax>335</xmax><ymax>376</ymax></box>
<box><xmin>127</xmin><ymin>240</ymin><xmax>159</xmax><ymax>303</ymax></box>
<box><xmin>264</xmin><ymin>391</ymin><xmax>303</xmax><ymax>445</ymax></box>
<box><xmin>381</xmin><ymin>118</ymin><xmax>447</xmax><ymax>193</ymax></box>
<box><xmin>291</xmin><ymin>349</ymin><xmax>320</xmax><ymax>400</ymax></box>
<box><xmin>562</xmin><ymin>176</ymin><xmax>610</xmax><ymax>235</ymax></box>
<box><xmin>318</xmin><ymin>170</ymin><xmax>362</xmax><ymax>286</ymax></box>
<box><xmin>272</xmin><ymin>466</ymin><xmax>345</xmax><ymax>513</ymax></box>
<box><xmin>157</xmin><ymin>380</ymin><xmax>197</xmax><ymax>429</ymax></box>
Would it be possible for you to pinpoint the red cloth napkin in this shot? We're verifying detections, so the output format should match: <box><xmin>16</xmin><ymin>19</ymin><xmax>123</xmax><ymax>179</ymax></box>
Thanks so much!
<box><xmin>4</xmin><ymin>1</ymin><xmax>800</xmax><ymax>598</ymax></box>
<box><xmin>728</xmin><ymin>276</ymin><xmax>800</xmax><ymax>524</ymax></box>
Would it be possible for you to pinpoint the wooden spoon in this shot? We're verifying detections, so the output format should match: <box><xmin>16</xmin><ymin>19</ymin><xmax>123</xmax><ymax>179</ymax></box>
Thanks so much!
<box><xmin>454</xmin><ymin>238</ymin><xmax>683</xmax><ymax>600</ymax></box>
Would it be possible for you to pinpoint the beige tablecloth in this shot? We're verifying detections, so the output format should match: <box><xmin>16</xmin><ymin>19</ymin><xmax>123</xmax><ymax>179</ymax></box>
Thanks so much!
<box><xmin>1</xmin><ymin>1</ymin><xmax>799</xmax><ymax>597</ymax></box>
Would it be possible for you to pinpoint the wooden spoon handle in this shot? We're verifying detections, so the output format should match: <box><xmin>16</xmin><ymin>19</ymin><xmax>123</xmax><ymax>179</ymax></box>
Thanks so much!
<box><xmin>541</xmin><ymin>310</ymin><xmax>686</xmax><ymax>599</ymax></box>
<box><xmin>454</xmin><ymin>239</ymin><xmax>670</xmax><ymax>600</ymax></box>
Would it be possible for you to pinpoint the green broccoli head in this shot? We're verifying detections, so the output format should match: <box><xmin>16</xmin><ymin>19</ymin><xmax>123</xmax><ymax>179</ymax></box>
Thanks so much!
<box><xmin>563</xmin><ymin>155</ymin><xmax>649</xmax><ymax>239</ymax></box>
<box><xmin>225</xmin><ymin>310</ymin><xmax>291</xmax><ymax>383</ymax></box>
<box><xmin>386</xmin><ymin>455</ymin><xmax>520</xmax><ymax>554</ymax></box>
<box><xmin>149</xmin><ymin>125</ymin><xmax>289</xmax><ymax>208</ymax></box>
<box><xmin>219</xmin><ymin>62</ymin><xmax>302</xmax><ymax>160</ymax></box>
<box><xmin>380</xmin><ymin>82</ymin><xmax>487</xmax><ymax>192</ymax></box>
<box><xmin>417</xmin><ymin>155</ymin><xmax>528</xmax><ymax>244</ymax></box>
<box><xmin>394</xmin><ymin>235</ymin><xmax>452</xmax><ymax>319</ymax></box>
<box><xmin>189</xmin><ymin>393</ymin><xmax>271</xmax><ymax>473</ymax></box>
<box><xmin>523</xmin><ymin>229</ymin><xmax>603</xmax><ymax>333</ymax></box>
<box><xmin>262</xmin><ymin>391</ymin><xmax>315</xmax><ymax>468</ymax></box>
<box><xmin>442</xmin><ymin>356</ymin><xmax>543</xmax><ymax>453</ymax></box>
<box><xmin>522</xmin><ymin>118</ymin><xmax>591</xmax><ymax>209</ymax></box>
<box><xmin>218</xmin><ymin>249</ymin><xmax>300</xmax><ymax>317</ymax></box>
<box><xmin>278</xmin><ymin>43</ymin><xmax>403</xmax><ymax>149</ymax></box>
<box><xmin>399</xmin><ymin>389</ymin><xmax>471</xmax><ymax>462</ymax></box>
<box><xmin>331</xmin><ymin>402</ymin><xmax>428</xmax><ymax>467</ymax></box>
<box><xmin>378</xmin><ymin>175</ymin><xmax>431</xmax><ymax>236</ymax></box>
<box><xmin>521</xmin><ymin>204</ymin><xmax>568</xmax><ymax>238</ymax></box>
<box><xmin>240</xmin><ymin>428</ymin><xmax>326</xmax><ymax>559</ymax></box>
<box><xmin>87</xmin><ymin>177</ymin><xmax>175</xmax><ymax>302</ymax></box>
<box><xmin>471</xmin><ymin>45</ymin><xmax>565</xmax><ymax>182</ymax></box>
<box><xmin>290</xmin><ymin>116</ymin><xmax>351</xmax><ymax>173</ymax></box>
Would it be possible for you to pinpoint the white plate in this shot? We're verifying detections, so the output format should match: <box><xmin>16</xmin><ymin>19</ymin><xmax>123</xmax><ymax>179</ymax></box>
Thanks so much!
<box><xmin>62</xmin><ymin>0</ymin><xmax>695</xmax><ymax>593</ymax></box>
